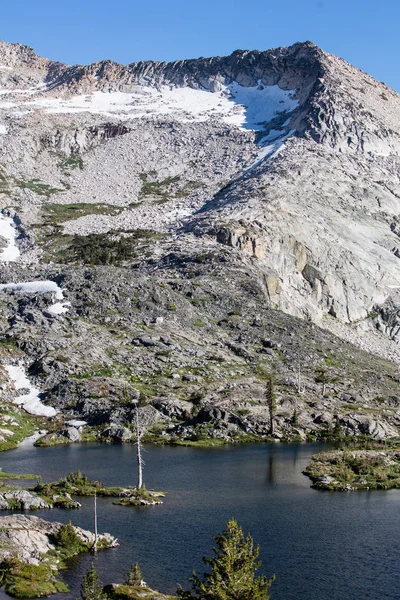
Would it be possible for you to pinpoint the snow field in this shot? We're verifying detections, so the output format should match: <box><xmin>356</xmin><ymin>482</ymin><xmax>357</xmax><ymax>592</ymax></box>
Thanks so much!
<box><xmin>0</xmin><ymin>281</ymin><xmax>71</xmax><ymax>315</ymax></box>
<box><xmin>0</xmin><ymin>82</ymin><xmax>298</xmax><ymax>134</ymax></box>
<box><xmin>0</xmin><ymin>213</ymin><xmax>20</xmax><ymax>261</ymax></box>
<box><xmin>5</xmin><ymin>363</ymin><xmax>57</xmax><ymax>417</ymax></box>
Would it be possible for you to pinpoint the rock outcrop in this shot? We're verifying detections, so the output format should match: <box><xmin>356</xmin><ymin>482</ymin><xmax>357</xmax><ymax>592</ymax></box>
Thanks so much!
<box><xmin>0</xmin><ymin>39</ymin><xmax>400</xmax><ymax>441</ymax></box>
<box><xmin>0</xmin><ymin>514</ymin><xmax>117</xmax><ymax>565</ymax></box>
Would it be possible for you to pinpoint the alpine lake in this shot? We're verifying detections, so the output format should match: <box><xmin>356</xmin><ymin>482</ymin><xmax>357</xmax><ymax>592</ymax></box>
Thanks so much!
<box><xmin>0</xmin><ymin>441</ymin><xmax>398</xmax><ymax>600</ymax></box>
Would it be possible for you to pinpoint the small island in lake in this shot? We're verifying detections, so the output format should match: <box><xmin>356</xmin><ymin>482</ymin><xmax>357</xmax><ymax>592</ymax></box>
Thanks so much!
<box><xmin>304</xmin><ymin>448</ymin><xmax>400</xmax><ymax>491</ymax></box>
<box><xmin>0</xmin><ymin>470</ymin><xmax>165</xmax><ymax>509</ymax></box>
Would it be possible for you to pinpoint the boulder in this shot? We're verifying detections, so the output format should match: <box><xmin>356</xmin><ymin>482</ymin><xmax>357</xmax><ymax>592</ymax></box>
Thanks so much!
<box><xmin>151</xmin><ymin>397</ymin><xmax>192</xmax><ymax>419</ymax></box>
<box><xmin>59</xmin><ymin>426</ymin><xmax>82</xmax><ymax>442</ymax></box>
<box><xmin>103</xmin><ymin>425</ymin><xmax>132</xmax><ymax>443</ymax></box>
<box><xmin>0</xmin><ymin>490</ymin><xmax>51</xmax><ymax>510</ymax></box>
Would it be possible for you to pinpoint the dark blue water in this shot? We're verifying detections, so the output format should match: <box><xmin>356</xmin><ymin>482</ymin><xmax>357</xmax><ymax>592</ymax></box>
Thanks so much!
<box><xmin>0</xmin><ymin>442</ymin><xmax>399</xmax><ymax>599</ymax></box>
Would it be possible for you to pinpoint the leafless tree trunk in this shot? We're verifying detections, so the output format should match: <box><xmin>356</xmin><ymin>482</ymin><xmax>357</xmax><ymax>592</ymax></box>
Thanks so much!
<box><xmin>297</xmin><ymin>363</ymin><xmax>305</xmax><ymax>395</ymax></box>
<box><xmin>92</xmin><ymin>491</ymin><xmax>98</xmax><ymax>553</ymax></box>
<box><xmin>135</xmin><ymin>406</ymin><xmax>144</xmax><ymax>489</ymax></box>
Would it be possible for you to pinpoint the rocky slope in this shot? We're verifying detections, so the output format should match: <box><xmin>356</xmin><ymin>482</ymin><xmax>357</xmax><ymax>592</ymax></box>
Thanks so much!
<box><xmin>0</xmin><ymin>40</ymin><xmax>400</xmax><ymax>442</ymax></box>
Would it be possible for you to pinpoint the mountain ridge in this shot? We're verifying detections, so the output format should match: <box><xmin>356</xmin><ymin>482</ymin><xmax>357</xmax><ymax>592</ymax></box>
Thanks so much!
<box><xmin>0</xmin><ymin>39</ymin><xmax>400</xmax><ymax>445</ymax></box>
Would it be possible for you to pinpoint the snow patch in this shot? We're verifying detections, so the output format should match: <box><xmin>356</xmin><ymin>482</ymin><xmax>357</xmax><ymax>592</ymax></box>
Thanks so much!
<box><xmin>66</xmin><ymin>420</ymin><xmax>87</xmax><ymax>427</ymax></box>
<box><xmin>48</xmin><ymin>301</ymin><xmax>71</xmax><ymax>315</ymax></box>
<box><xmin>0</xmin><ymin>280</ymin><xmax>71</xmax><ymax>315</ymax></box>
<box><xmin>0</xmin><ymin>82</ymin><xmax>298</xmax><ymax>133</ymax></box>
<box><xmin>0</xmin><ymin>65</ymin><xmax>12</xmax><ymax>70</ymax></box>
<box><xmin>245</xmin><ymin>129</ymin><xmax>296</xmax><ymax>172</ymax></box>
<box><xmin>0</xmin><ymin>213</ymin><xmax>20</xmax><ymax>261</ymax></box>
<box><xmin>222</xmin><ymin>82</ymin><xmax>298</xmax><ymax>130</ymax></box>
<box><xmin>18</xmin><ymin>431</ymin><xmax>44</xmax><ymax>446</ymax></box>
<box><xmin>5</xmin><ymin>364</ymin><xmax>57</xmax><ymax>417</ymax></box>
<box><xmin>0</xmin><ymin>280</ymin><xmax>64</xmax><ymax>298</ymax></box>
<box><xmin>0</xmin><ymin>124</ymin><xmax>6</xmax><ymax>134</ymax></box>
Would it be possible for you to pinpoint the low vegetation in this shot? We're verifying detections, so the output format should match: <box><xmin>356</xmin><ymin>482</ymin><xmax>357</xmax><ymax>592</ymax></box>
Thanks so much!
<box><xmin>304</xmin><ymin>448</ymin><xmax>400</xmax><ymax>490</ymax></box>
<box><xmin>139</xmin><ymin>173</ymin><xmax>204</xmax><ymax>203</ymax></box>
<box><xmin>58</xmin><ymin>153</ymin><xmax>84</xmax><ymax>172</ymax></box>
<box><xmin>106</xmin><ymin>584</ymin><xmax>177</xmax><ymax>599</ymax></box>
<box><xmin>40</xmin><ymin>230</ymin><xmax>164</xmax><ymax>265</ymax></box>
<box><xmin>0</xmin><ymin>406</ymin><xmax>41</xmax><ymax>453</ymax></box>
<box><xmin>14</xmin><ymin>178</ymin><xmax>64</xmax><ymax>197</ymax></box>
<box><xmin>42</xmin><ymin>202</ymin><xmax>124</xmax><ymax>226</ymax></box>
<box><xmin>1</xmin><ymin>559</ymin><xmax>69</xmax><ymax>598</ymax></box>
<box><xmin>0</xmin><ymin>522</ymin><xmax>102</xmax><ymax>598</ymax></box>
<box><xmin>50</xmin><ymin>521</ymin><xmax>91</xmax><ymax>560</ymax></box>
<box><xmin>34</xmin><ymin>471</ymin><xmax>165</xmax><ymax>506</ymax></box>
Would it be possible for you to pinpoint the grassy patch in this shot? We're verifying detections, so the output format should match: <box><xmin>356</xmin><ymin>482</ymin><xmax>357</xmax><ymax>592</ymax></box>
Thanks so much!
<box><xmin>35</xmin><ymin>470</ymin><xmax>122</xmax><ymax>497</ymax></box>
<box><xmin>304</xmin><ymin>448</ymin><xmax>400</xmax><ymax>490</ymax></box>
<box><xmin>113</xmin><ymin>487</ymin><xmax>165</xmax><ymax>506</ymax></box>
<box><xmin>0</xmin><ymin>472</ymin><xmax>38</xmax><ymax>480</ymax></box>
<box><xmin>2</xmin><ymin>559</ymin><xmax>68</xmax><ymax>598</ymax></box>
<box><xmin>0</xmin><ymin>166</ymin><xmax>12</xmax><ymax>196</ymax></box>
<box><xmin>171</xmin><ymin>438</ymin><xmax>227</xmax><ymax>448</ymax></box>
<box><xmin>139</xmin><ymin>173</ymin><xmax>204</xmax><ymax>202</ymax></box>
<box><xmin>58</xmin><ymin>154</ymin><xmax>84</xmax><ymax>172</ymax></box>
<box><xmin>193</xmin><ymin>319</ymin><xmax>206</xmax><ymax>328</ymax></box>
<box><xmin>106</xmin><ymin>583</ymin><xmax>177</xmax><ymax>599</ymax></box>
<box><xmin>34</xmin><ymin>434</ymin><xmax>71</xmax><ymax>448</ymax></box>
<box><xmin>0</xmin><ymin>409</ymin><xmax>42</xmax><ymax>453</ymax></box>
<box><xmin>14</xmin><ymin>178</ymin><xmax>64</xmax><ymax>198</ymax></box>
<box><xmin>42</xmin><ymin>203</ymin><xmax>124</xmax><ymax>225</ymax></box>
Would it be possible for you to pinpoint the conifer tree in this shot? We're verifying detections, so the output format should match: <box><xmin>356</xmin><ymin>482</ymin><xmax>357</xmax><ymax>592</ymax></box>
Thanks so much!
<box><xmin>177</xmin><ymin>519</ymin><xmax>275</xmax><ymax>600</ymax></box>
<box><xmin>79</xmin><ymin>563</ymin><xmax>103</xmax><ymax>600</ymax></box>
<box><xmin>266</xmin><ymin>375</ymin><xmax>276</xmax><ymax>436</ymax></box>
<box><xmin>125</xmin><ymin>562</ymin><xmax>143</xmax><ymax>586</ymax></box>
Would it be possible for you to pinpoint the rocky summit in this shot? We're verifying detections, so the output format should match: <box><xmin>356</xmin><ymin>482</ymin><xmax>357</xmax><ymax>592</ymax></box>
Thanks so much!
<box><xmin>0</xmin><ymin>40</ymin><xmax>400</xmax><ymax>443</ymax></box>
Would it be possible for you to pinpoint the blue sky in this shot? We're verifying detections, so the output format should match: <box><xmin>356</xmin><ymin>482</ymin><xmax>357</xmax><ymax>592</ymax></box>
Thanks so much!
<box><xmin>2</xmin><ymin>0</ymin><xmax>400</xmax><ymax>91</ymax></box>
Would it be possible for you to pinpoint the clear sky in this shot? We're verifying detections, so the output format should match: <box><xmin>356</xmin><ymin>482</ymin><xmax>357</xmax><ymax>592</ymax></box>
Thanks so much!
<box><xmin>2</xmin><ymin>0</ymin><xmax>400</xmax><ymax>91</ymax></box>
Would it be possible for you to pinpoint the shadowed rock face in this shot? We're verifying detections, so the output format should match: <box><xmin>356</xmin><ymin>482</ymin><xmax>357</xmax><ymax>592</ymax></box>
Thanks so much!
<box><xmin>0</xmin><ymin>40</ymin><xmax>400</xmax><ymax>440</ymax></box>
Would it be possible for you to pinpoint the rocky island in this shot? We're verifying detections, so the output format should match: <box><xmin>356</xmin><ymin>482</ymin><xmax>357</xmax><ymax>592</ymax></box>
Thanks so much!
<box><xmin>304</xmin><ymin>447</ymin><xmax>400</xmax><ymax>491</ymax></box>
<box><xmin>0</xmin><ymin>470</ymin><xmax>165</xmax><ymax>509</ymax></box>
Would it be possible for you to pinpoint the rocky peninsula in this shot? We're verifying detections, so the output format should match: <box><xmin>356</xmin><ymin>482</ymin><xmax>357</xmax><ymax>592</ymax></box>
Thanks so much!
<box><xmin>0</xmin><ymin>514</ymin><xmax>117</xmax><ymax>597</ymax></box>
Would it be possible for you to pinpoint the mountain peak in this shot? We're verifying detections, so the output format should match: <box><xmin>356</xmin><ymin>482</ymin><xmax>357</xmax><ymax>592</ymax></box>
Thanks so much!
<box><xmin>0</xmin><ymin>38</ymin><xmax>400</xmax><ymax>448</ymax></box>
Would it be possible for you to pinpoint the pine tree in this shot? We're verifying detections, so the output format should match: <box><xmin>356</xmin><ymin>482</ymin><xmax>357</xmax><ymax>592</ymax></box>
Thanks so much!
<box><xmin>125</xmin><ymin>562</ymin><xmax>143</xmax><ymax>586</ymax></box>
<box><xmin>266</xmin><ymin>375</ymin><xmax>276</xmax><ymax>436</ymax></box>
<box><xmin>177</xmin><ymin>519</ymin><xmax>275</xmax><ymax>600</ymax></box>
<box><xmin>79</xmin><ymin>563</ymin><xmax>103</xmax><ymax>600</ymax></box>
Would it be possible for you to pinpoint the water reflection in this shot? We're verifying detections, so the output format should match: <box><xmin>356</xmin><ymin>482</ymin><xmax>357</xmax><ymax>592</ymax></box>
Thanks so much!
<box><xmin>266</xmin><ymin>453</ymin><xmax>276</xmax><ymax>484</ymax></box>
<box><xmin>0</xmin><ymin>442</ymin><xmax>398</xmax><ymax>600</ymax></box>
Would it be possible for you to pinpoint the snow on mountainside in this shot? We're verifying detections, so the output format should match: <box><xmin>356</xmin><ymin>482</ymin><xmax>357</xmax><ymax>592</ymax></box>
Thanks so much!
<box><xmin>0</xmin><ymin>80</ymin><xmax>298</xmax><ymax>127</ymax></box>
<box><xmin>0</xmin><ymin>40</ymin><xmax>400</xmax><ymax>327</ymax></box>
<box><xmin>1</xmin><ymin>40</ymin><xmax>400</xmax><ymax>441</ymax></box>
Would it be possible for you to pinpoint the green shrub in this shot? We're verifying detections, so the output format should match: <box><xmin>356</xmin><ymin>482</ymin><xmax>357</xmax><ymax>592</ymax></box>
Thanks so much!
<box><xmin>51</xmin><ymin>521</ymin><xmax>90</xmax><ymax>559</ymax></box>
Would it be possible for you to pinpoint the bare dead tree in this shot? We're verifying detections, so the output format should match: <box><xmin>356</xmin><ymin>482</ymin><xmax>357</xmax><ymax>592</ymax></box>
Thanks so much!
<box><xmin>296</xmin><ymin>362</ymin><xmax>305</xmax><ymax>395</ymax></box>
<box><xmin>92</xmin><ymin>491</ymin><xmax>98</xmax><ymax>553</ymax></box>
<box><xmin>133</xmin><ymin>402</ymin><xmax>145</xmax><ymax>489</ymax></box>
